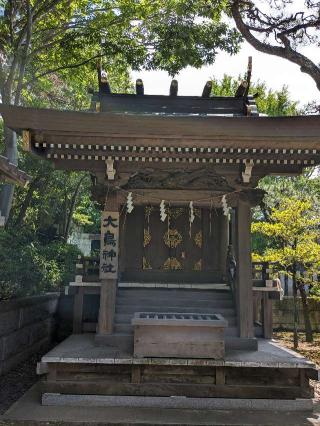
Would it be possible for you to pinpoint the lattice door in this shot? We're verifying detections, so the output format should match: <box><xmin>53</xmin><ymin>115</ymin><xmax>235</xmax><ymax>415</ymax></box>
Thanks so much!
<box><xmin>142</xmin><ymin>206</ymin><xmax>203</xmax><ymax>272</ymax></box>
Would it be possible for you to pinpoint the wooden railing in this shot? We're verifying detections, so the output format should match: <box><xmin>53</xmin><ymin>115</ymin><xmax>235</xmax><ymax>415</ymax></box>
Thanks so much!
<box><xmin>74</xmin><ymin>256</ymin><xmax>100</xmax><ymax>283</ymax></box>
<box><xmin>252</xmin><ymin>261</ymin><xmax>282</xmax><ymax>339</ymax></box>
<box><xmin>252</xmin><ymin>261</ymin><xmax>278</xmax><ymax>285</ymax></box>
<box><xmin>74</xmin><ymin>257</ymin><xmax>281</xmax><ymax>286</ymax></box>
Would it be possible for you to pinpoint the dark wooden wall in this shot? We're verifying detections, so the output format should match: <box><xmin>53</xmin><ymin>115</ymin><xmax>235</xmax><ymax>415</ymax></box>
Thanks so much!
<box><xmin>119</xmin><ymin>206</ymin><xmax>227</xmax><ymax>283</ymax></box>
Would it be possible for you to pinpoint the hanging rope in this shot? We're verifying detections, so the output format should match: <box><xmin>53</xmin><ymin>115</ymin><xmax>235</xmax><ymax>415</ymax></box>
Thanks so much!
<box><xmin>115</xmin><ymin>185</ymin><xmax>243</xmax><ymax>205</ymax></box>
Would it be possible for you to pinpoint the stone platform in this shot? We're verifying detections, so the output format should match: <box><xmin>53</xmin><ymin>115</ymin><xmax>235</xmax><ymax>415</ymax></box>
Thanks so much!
<box><xmin>37</xmin><ymin>334</ymin><xmax>319</xmax><ymax>402</ymax></box>
<box><xmin>2</xmin><ymin>382</ymin><xmax>320</xmax><ymax>425</ymax></box>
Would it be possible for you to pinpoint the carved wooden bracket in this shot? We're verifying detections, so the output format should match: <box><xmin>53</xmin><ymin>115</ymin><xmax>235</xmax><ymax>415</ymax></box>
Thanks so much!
<box><xmin>105</xmin><ymin>159</ymin><xmax>116</xmax><ymax>180</ymax></box>
<box><xmin>242</xmin><ymin>160</ymin><xmax>254</xmax><ymax>183</ymax></box>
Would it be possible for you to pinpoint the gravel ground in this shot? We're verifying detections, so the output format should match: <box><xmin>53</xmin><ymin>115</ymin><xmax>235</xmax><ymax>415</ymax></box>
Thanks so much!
<box><xmin>0</xmin><ymin>347</ymin><xmax>54</xmax><ymax>416</ymax></box>
<box><xmin>273</xmin><ymin>331</ymin><xmax>320</xmax><ymax>400</ymax></box>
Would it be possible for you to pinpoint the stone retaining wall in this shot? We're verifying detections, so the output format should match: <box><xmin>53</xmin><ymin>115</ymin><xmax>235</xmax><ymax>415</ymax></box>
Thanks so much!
<box><xmin>0</xmin><ymin>293</ymin><xmax>59</xmax><ymax>375</ymax></box>
<box><xmin>273</xmin><ymin>297</ymin><xmax>320</xmax><ymax>332</ymax></box>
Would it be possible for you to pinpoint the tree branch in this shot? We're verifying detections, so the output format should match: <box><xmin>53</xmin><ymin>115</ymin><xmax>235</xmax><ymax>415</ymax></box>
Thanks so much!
<box><xmin>14</xmin><ymin>0</ymin><xmax>33</xmax><ymax>105</ymax></box>
<box><xmin>230</xmin><ymin>0</ymin><xmax>320</xmax><ymax>91</ymax></box>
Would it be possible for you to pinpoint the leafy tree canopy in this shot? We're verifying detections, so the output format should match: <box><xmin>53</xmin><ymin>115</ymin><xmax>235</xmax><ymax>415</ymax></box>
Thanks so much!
<box><xmin>0</xmin><ymin>0</ymin><xmax>241</xmax><ymax>219</ymax></box>
<box><xmin>252</xmin><ymin>198</ymin><xmax>320</xmax><ymax>294</ymax></box>
<box><xmin>0</xmin><ymin>0</ymin><xmax>242</xmax><ymax>107</ymax></box>
<box><xmin>211</xmin><ymin>74</ymin><xmax>300</xmax><ymax>116</ymax></box>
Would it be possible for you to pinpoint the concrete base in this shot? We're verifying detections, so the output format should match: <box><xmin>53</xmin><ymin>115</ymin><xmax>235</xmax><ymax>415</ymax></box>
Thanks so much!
<box><xmin>2</xmin><ymin>382</ymin><xmax>320</xmax><ymax>425</ymax></box>
<box><xmin>42</xmin><ymin>393</ymin><xmax>314</xmax><ymax>411</ymax></box>
<box><xmin>41</xmin><ymin>334</ymin><xmax>314</xmax><ymax>370</ymax></box>
<box><xmin>95</xmin><ymin>333</ymin><xmax>259</xmax><ymax>352</ymax></box>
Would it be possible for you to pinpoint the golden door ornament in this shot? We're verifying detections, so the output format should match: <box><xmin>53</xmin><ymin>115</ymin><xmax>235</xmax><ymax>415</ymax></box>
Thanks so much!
<box><xmin>163</xmin><ymin>228</ymin><xmax>183</xmax><ymax>248</ymax></box>
<box><xmin>143</xmin><ymin>229</ymin><xmax>152</xmax><ymax>247</ymax></box>
<box><xmin>194</xmin><ymin>230</ymin><xmax>202</xmax><ymax>248</ymax></box>
<box><xmin>143</xmin><ymin>256</ymin><xmax>152</xmax><ymax>270</ymax></box>
<box><xmin>168</xmin><ymin>207</ymin><xmax>184</xmax><ymax>220</ymax></box>
<box><xmin>163</xmin><ymin>257</ymin><xmax>182</xmax><ymax>270</ymax></box>
<box><xmin>193</xmin><ymin>259</ymin><xmax>202</xmax><ymax>271</ymax></box>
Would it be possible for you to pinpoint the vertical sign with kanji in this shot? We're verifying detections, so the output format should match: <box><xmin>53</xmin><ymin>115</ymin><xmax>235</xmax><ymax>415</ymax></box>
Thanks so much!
<box><xmin>100</xmin><ymin>211</ymin><xmax>119</xmax><ymax>279</ymax></box>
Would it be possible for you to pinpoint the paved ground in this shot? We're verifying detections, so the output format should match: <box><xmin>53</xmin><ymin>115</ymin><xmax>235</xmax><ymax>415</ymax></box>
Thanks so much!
<box><xmin>0</xmin><ymin>353</ymin><xmax>41</xmax><ymax>415</ymax></box>
<box><xmin>1</xmin><ymin>383</ymin><xmax>320</xmax><ymax>425</ymax></box>
<box><xmin>0</xmin><ymin>337</ymin><xmax>319</xmax><ymax>425</ymax></box>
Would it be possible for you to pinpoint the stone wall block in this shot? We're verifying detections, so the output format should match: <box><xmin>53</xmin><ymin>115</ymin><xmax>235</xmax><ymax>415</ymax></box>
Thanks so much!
<box><xmin>273</xmin><ymin>297</ymin><xmax>320</xmax><ymax>332</ymax></box>
<box><xmin>47</xmin><ymin>298</ymin><xmax>59</xmax><ymax>315</ymax></box>
<box><xmin>2</xmin><ymin>326</ymin><xmax>32</xmax><ymax>359</ymax></box>
<box><xmin>20</xmin><ymin>302</ymin><xmax>52</xmax><ymax>327</ymax></box>
<box><xmin>0</xmin><ymin>337</ymin><xmax>5</xmax><ymax>361</ymax></box>
<box><xmin>0</xmin><ymin>337</ymin><xmax>50</xmax><ymax>376</ymax></box>
<box><xmin>0</xmin><ymin>293</ymin><xmax>60</xmax><ymax>376</ymax></box>
<box><xmin>0</xmin><ymin>309</ymin><xmax>20</xmax><ymax>337</ymax></box>
<box><xmin>29</xmin><ymin>318</ymin><xmax>55</xmax><ymax>346</ymax></box>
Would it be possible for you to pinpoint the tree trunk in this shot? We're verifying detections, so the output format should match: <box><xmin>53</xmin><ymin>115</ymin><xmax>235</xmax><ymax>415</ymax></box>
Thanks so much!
<box><xmin>297</xmin><ymin>279</ymin><xmax>313</xmax><ymax>343</ymax></box>
<box><xmin>0</xmin><ymin>127</ymin><xmax>17</xmax><ymax>222</ymax></box>
<box><xmin>63</xmin><ymin>175</ymin><xmax>86</xmax><ymax>240</ymax></box>
<box><xmin>292</xmin><ymin>267</ymin><xmax>299</xmax><ymax>349</ymax></box>
<box><xmin>14</xmin><ymin>175</ymin><xmax>43</xmax><ymax>227</ymax></box>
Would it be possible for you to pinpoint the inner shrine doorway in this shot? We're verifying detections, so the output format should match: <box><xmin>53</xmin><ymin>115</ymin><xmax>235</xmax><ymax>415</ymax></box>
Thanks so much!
<box><xmin>120</xmin><ymin>205</ymin><xmax>229</xmax><ymax>283</ymax></box>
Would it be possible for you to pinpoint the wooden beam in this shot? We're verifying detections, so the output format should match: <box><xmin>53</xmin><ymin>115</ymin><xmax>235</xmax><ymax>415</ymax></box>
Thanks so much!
<box><xmin>0</xmin><ymin>154</ymin><xmax>31</xmax><ymax>187</ymax></box>
<box><xmin>262</xmin><ymin>292</ymin><xmax>273</xmax><ymax>339</ymax></box>
<box><xmin>73</xmin><ymin>287</ymin><xmax>84</xmax><ymax>334</ymax></box>
<box><xmin>22</xmin><ymin>130</ymin><xmax>31</xmax><ymax>152</ymax></box>
<box><xmin>235</xmin><ymin>198</ymin><xmax>254</xmax><ymax>338</ymax></box>
<box><xmin>235</xmin><ymin>80</ymin><xmax>248</xmax><ymax>98</ymax></box>
<box><xmin>169</xmin><ymin>80</ymin><xmax>178</xmax><ymax>97</ymax></box>
<box><xmin>136</xmin><ymin>79</ymin><xmax>144</xmax><ymax>96</ymax></box>
<box><xmin>202</xmin><ymin>81</ymin><xmax>212</xmax><ymax>98</ymax></box>
<box><xmin>2</xmin><ymin>104</ymin><xmax>320</xmax><ymax>150</ymax></box>
<box><xmin>97</xmin><ymin>192</ymin><xmax>119</xmax><ymax>335</ymax></box>
<box><xmin>219</xmin><ymin>211</ymin><xmax>229</xmax><ymax>281</ymax></box>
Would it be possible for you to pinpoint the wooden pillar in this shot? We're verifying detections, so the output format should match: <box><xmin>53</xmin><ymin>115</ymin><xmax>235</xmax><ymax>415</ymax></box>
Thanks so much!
<box><xmin>97</xmin><ymin>192</ymin><xmax>119</xmax><ymax>336</ymax></box>
<box><xmin>219</xmin><ymin>209</ymin><xmax>229</xmax><ymax>282</ymax></box>
<box><xmin>235</xmin><ymin>198</ymin><xmax>254</xmax><ymax>338</ymax></box>
<box><xmin>262</xmin><ymin>293</ymin><xmax>273</xmax><ymax>339</ymax></box>
<box><xmin>73</xmin><ymin>287</ymin><xmax>84</xmax><ymax>334</ymax></box>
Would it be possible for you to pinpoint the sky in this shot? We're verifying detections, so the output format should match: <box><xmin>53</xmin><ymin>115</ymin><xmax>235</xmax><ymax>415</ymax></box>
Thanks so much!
<box><xmin>132</xmin><ymin>41</ymin><xmax>320</xmax><ymax>107</ymax></box>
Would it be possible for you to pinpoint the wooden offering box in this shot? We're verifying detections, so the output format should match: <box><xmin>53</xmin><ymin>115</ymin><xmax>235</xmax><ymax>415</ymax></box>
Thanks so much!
<box><xmin>132</xmin><ymin>312</ymin><xmax>228</xmax><ymax>359</ymax></box>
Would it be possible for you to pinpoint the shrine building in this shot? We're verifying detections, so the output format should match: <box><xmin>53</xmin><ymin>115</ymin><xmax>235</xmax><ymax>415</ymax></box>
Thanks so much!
<box><xmin>0</xmin><ymin>69</ymin><xmax>320</xmax><ymax>406</ymax></box>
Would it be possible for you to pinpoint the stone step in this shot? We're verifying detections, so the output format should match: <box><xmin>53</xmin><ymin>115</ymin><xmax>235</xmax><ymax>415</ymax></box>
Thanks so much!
<box><xmin>96</xmin><ymin>331</ymin><xmax>256</xmax><ymax>352</ymax></box>
<box><xmin>115</xmin><ymin>313</ymin><xmax>237</xmax><ymax>325</ymax></box>
<box><xmin>117</xmin><ymin>298</ymin><xmax>234</xmax><ymax>308</ymax></box>
<box><xmin>42</xmin><ymin>393</ymin><xmax>313</xmax><ymax>412</ymax></box>
<box><xmin>115</xmin><ymin>306</ymin><xmax>236</xmax><ymax>316</ymax></box>
<box><xmin>95</xmin><ymin>333</ymin><xmax>133</xmax><ymax>353</ymax></box>
<box><xmin>114</xmin><ymin>324</ymin><xmax>239</xmax><ymax>337</ymax></box>
<box><xmin>117</xmin><ymin>289</ymin><xmax>232</xmax><ymax>299</ymax></box>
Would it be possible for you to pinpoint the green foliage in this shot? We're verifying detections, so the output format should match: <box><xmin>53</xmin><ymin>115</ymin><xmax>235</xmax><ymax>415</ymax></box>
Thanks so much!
<box><xmin>252</xmin><ymin>198</ymin><xmax>320</xmax><ymax>295</ymax></box>
<box><xmin>258</xmin><ymin>173</ymin><xmax>320</xmax><ymax>219</ymax></box>
<box><xmin>0</xmin><ymin>0</ymin><xmax>241</xmax><ymax>107</ymax></box>
<box><xmin>0</xmin><ymin>228</ymin><xmax>81</xmax><ymax>300</ymax></box>
<box><xmin>211</xmin><ymin>74</ymin><xmax>300</xmax><ymax>116</ymax></box>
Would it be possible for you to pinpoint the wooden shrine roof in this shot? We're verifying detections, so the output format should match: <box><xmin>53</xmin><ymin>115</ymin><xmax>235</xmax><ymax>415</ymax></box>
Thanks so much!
<box><xmin>94</xmin><ymin>93</ymin><xmax>254</xmax><ymax>116</ymax></box>
<box><xmin>0</xmin><ymin>154</ymin><xmax>31</xmax><ymax>187</ymax></box>
<box><xmin>1</xmin><ymin>103</ymin><xmax>320</xmax><ymax>143</ymax></box>
<box><xmin>0</xmin><ymin>104</ymin><xmax>320</xmax><ymax>176</ymax></box>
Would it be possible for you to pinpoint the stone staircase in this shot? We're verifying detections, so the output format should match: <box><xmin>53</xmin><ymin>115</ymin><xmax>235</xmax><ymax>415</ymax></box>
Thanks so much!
<box><xmin>95</xmin><ymin>285</ymin><xmax>243</xmax><ymax>352</ymax></box>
